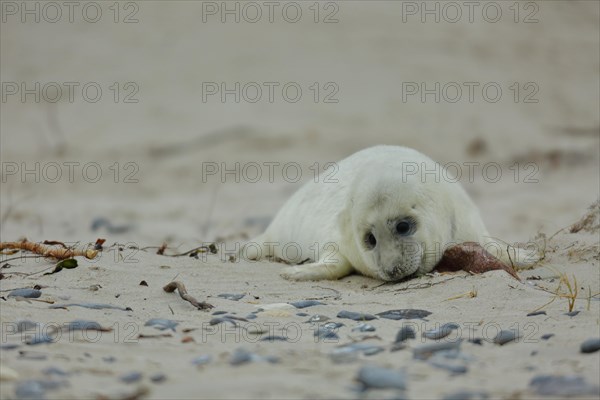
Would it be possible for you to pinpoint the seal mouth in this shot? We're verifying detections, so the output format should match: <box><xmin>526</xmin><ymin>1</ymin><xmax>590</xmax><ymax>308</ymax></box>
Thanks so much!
<box><xmin>384</xmin><ymin>264</ymin><xmax>420</xmax><ymax>282</ymax></box>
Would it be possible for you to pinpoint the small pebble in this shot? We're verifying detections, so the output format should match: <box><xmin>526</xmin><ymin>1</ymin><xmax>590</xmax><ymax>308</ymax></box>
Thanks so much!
<box><xmin>565</xmin><ymin>311</ymin><xmax>580</xmax><ymax>317</ymax></box>
<box><xmin>356</xmin><ymin>365</ymin><xmax>407</xmax><ymax>390</ymax></box>
<box><xmin>526</xmin><ymin>311</ymin><xmax>546</xmax><ymax>317</ymax></box>
<box><xmin>307</xmin><ymin>315</ymin><xmax>330</xmax><ymax>323</ymax></box>
<box><xmin>423</xmin><ymin>323</ymin><xmax>459</xmax><ymax>340</ymax></box>
<box><xmin>26</xmin><ymin>333</ymin><xmax>54</xmax><ymax>346</ymax></box>
<box><xmin>245</xmin><ymin>314</ymin><xmax>257</xmax><ymax>320</ymax></box>
<box><xmin>212</xmin><ymin>311</ymin><xmax>228</xmax><ymax>315</ymax></box>
<box><xmin>256</xmin><ymin>303</ymin><xmax>295</xmax><ymax>311</ymax></box>
<box><xmin>529</xmin><ymin>375</ymin><xmax>600</xmax><ymax>396</ymax></box>
<box><xmin>218</xmin><ymin>293</ymin><xmax>245</xmax><ymax>301</ymax></box>
<box><xmin>468</xmin><ymin>338</ymin><xmax>483</xmax><ymax>346</ymax></box>
<box><xmin>260</xmin><ymin>335</ymin><xmax>288</xmax><ymax>342</ymax></box>
<box><xmin>580</xmin><ymin>338</ymin><xmax>600</xmax><ymax>353</ymax></box>
<box><xmin>540</xmin><ymin>334</ymin><xmax>554</xmax><ymax>341</ymax></box>
<box><xmin>395</xmin><ymin>326</ymin><xmax>416</xmax><ymax>343</ymax></box>
<box><xmin>102</xmin><ymin>356</ymin><xmax>117</xmax><ymax>363</ymax></box>
<box><xmin>314</xmin><ymin>327</ymin><xmax>340</xmax><ymax>340</ymax></box>
<box><xmin>209</xmin><ymin>317</ymin><xmax>237</xmax><ymax>326</ymax></box>
<box><xmin>289</xmin><ymin>300</ymin><xmax>324</xmax><ymax>309</ymax></box>
<box><xmin>337</xmin><ymin>310</ymin><xmax>377</xmax><ymax>321</ymax></box>
<box><xmin>377</xmin><ymin>309</ymin><xmax>431</xmax><ymax>320</ymax></box>
<box><xmin>0</xmin><ymin>344</ymin><xmax>20</xmax><ymax>350</ymax></box>
<box><xmin>429</xmin><ymin>360</ymin><xmax>468</xmax><ymax>375</ymax></box>
<box><xmin>493</xmin><ymin>330</ymin><xmax>520</xmax><ymax>345</ymax></box>
<box><xmin>144</xmin><ymin>319</ymin><xmax>178</xmax><ymax>331</ymax></box>
<box><xmin>8</xmin><ymin>289</ymin><xmax>42</xmax><ymax>299</ymax></box>
<box><xmin>191</xmin><ymin>355</ymin><xmax>212</xmax><ymax>366</ymax></box>
<box><xmin>442</xmin><ymin>390</ymin><xmax>489</xmax><ymax>400</ymax></box>
<box><xmin>413</xmin><ymin>340</ymin><xmax>462</xmax><ymax>360</ymax></box>
<box><xmin>229</xmin><ymin>349</ymin><xmax>279</xmax><ymax>366</ymax></box>
<box><xmin>352</xmin><ymin>323</ymin><xmax>376</xmax><ymax>332</ymax></box>
<box><xmin>296</xmin><ymin>312</ymin><xmax>309</xmax><ymax>317</ymax></box>
<box><xmin>42</xmin><ymin>367</ymin><xmax>68</xmax><ymax>376</ymax></box>
<box><xmin>120</xmin><ymin>371</ymin><xmax>143</xmax><ymax>384</ymax></box>
<box><xmin>150</xmin><ymin>373</ymin><xmax>167</xmax><ymax>383</ymax></box>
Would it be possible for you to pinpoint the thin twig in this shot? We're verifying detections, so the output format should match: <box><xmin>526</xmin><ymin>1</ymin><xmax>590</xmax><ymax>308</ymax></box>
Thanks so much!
<box><xmin>163</xmin><ymin>281</ymin><xmax>213</xmax><ymax>311</ymax></box>
<box><xmin>0</xmin><ymin>239</ymin><xmax>97</xmax><ymax>260</ymax></box>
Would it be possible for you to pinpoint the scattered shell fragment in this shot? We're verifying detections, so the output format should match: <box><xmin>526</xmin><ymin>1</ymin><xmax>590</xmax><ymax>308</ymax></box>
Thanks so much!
<box><xmin>423</xmin><ymin>323</ymin><xmax>460</xmax><ymax>340</ymax></box>
<box><xmin>352</xmin><ymin>323</ymin><xmax>376</xmax><ymax>333</ymax></box>
<box><xmin>144</xmin><ymin>319</ymin><xmax>179</xmax><ymax>332</ymax></box>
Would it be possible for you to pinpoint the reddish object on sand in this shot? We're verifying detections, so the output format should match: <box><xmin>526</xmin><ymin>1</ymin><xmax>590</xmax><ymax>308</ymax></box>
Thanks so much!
<box><xmin>435</xmin><ymin>242</ymin><xmax>520</xmax><ymax>280</ymax></box>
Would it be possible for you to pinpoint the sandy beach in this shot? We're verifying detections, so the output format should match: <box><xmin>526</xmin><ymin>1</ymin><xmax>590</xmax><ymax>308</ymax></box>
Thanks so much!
<box><xmin>1</xmin><ymin>1</ymin><xmax>599</xmax><ymax>399</ymax></box>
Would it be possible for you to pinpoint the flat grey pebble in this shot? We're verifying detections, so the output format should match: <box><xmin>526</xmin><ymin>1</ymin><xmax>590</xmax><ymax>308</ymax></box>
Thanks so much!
<box><xmin>296</xmin><ymin>312</ymin><xmax>309</xmax><ymax>317</ymax></box>
<box><xmin>218</xmin><ymin>293</ymin><xmax>245</xmax><ymax>301</ymax></box>
<box><xmin>150</xmin><ymin>373</ymin><xmax>167</xmax><ymax>383</ymax></box>
<box><xmin>102</xmin><ymin>356</ymin><xmax>117</xmax><ymax>363</ymax></box>
<box><xmin>26</xmin><ymin>333</ymin><xmax>54</xmax><ymax>345</ymax></box>
<box><xmin>377</xmin><ymin>309</ymin><xmax>431</xmax><ymax>320</ymax></box>
<box><xmin>144</xmin><ymin>318</ymin><xmax>178</xmax><ymax>331</ymax></box>
<box><xmin>191</xmin><ymin>355</ymin><xmax>212</xmax><ymax>366</ymax></box>
<box><xmin>356</xmin><ymin>366</ymin><xmax>407</xmax><ymax>391</ymax></box>
<box><xmin>423</xmin><ymin>323</ymin><xmax>459</xmax><ymax>340</ymax></box>
<box><xmin>15</xmin><ymin>379</ymin><xmax>66</xmax><ymax>400</ymax></box>
<box><xmin>314</xmin><ymin>327</ymin><xmax>340</xmax><ymax>340</ymax></box>
<box><xmin>468</xmin><ymin>338</ymin><xmax>483</xmax><ymax>346</ymax></box>
<box><xmin>580</xmin><ymin>337</ymin><xmax>600</xmax><ymax>353</ymax></box>
<box><xmin>289</xmin><ymin>300</ymin><xmax>324</xmax><ymax>309</ymax></box>
<box><xmin>395</xmin><ymin>326</ymin><xmax>416</xmax><ymax>343</ymax></box>
<box><xmin>260</xmin><ymin>335</ymin><xmax>288</xmax><ymax>342</ymax></box>
<box><xmin>42</xmin><ymin>367</ymin><xmax>68</xmax><ymax>376</ymax></box>
<box><xmin>442</xmin><ymin>390</ymin><xmax>489</xmax><ymax>400</ymax></box>
<box><xmin>540</xmin><ymin>333</ymin><xmax>554</xmax><ymax>340</ymax></box>
<box><xmin>212</xmin><ymin>311</ymin><xmax>228</xmax><ymax>315</ymax></box>
<box><xmin>413</xmin><ymin>340</ymin><xmax>462</xmax><ymax>360</ymax></box>
<box><xmin>245</xmin><ymin>314</ymin><xmax>257</xmax><ymax>320</ymax></box>
<box><xmin>229</xmin><ymin>349</ymin><xmax>279</xmax><ymax>366</ymax></box>
<box><xmin>337</xmin><ymin>310</ymin><xmax>377</xmax><ymax>321</ymax></box>
<box><xmin>353</xmin><ymin>323</ymin><xmax>376</xmax><ymax>332</ymax></box>
<box><xmin>529</xmin><ymin>375</ymin><xmax>600</xmax><ymax>396</ymax></box>
<box><xmin>9</xmin><ymin>289</ymin><xmax>42</xmax><ymax>298</ymax></box>
<box><xmin>526</xmin><ymin>311</ymin><xmax>546</xmax><ymax>317</ymax></box>
<box><xmin>120</xmin><ymin>371</ymin><xmax>143</xmax><ymax>384</ymax></box>
<box><xmin>307</xmin><ymin>315</ymin><xmax>330</xmax><ymax>323</ymax></box>
<box><xmin>493</xmin><ymin>330</ymin><xmax>520</xmax><ymax>345</ymax></box>
<box><xmin>209</xmin><ymin>317</ymin><xmax>237</xmax><ymax>326</ymax></box>
<box><xmin>0</xmin><ymin>343</ymin><xmax>20</xmax><ymax>350</ymax></box>
<box><xmin>565</xmin><ymin>311</ymin><xmax>580</xmax><ymax>317</ymax></box>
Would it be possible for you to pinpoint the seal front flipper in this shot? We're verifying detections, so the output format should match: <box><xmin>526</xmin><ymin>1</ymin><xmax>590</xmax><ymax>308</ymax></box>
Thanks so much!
<box><xmin>280</xmin><ymin>260</ymin><xmax>354</xmax><ymax>281</ymax></box>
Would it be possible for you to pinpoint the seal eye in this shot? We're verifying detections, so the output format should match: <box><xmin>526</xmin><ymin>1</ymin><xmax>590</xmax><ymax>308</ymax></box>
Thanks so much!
<box><xmin>364</xmin><ymin>232</ymin><xmax>377</xmax><ymax>250</ymax></box>
<box><xmin>396</xmin><ymin>220</ymin><xmax>413</xmax><ymax>236</ymax></box>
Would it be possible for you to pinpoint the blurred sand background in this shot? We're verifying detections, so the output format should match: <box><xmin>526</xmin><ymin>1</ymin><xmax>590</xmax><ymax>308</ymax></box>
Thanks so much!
<box><xmin>1</xmin><ymin>1</ymin><xmax>599</xmax><ymax>399</ymax></box>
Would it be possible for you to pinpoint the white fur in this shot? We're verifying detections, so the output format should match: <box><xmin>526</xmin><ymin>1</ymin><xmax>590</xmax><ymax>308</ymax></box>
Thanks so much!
<box><xmin>243</xmin><ymin>145</ymin><xmax>537</xmax><ymax>281</ymax></box>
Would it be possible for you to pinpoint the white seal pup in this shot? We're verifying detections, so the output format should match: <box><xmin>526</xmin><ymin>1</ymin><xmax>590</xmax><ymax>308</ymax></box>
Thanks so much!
<box><xmin>243</xmin><ymin>145</ymin><xmax>537</xmax><ymax>281</ymax></box>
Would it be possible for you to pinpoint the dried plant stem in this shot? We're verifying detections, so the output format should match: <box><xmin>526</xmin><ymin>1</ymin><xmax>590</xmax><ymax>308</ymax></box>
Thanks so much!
<box><xmin>163</xmin><ymin>281</ymin><xmax>214</xmax><ymax>311</ymax></box>
<box><xmin>0</xmin><ymin>239</ymin><xmax>97</xmax><ymax>260</ymax></box>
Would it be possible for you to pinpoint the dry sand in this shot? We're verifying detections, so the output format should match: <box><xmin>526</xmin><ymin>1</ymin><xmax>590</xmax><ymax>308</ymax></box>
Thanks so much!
<box><xmin>1</xmin><ymin>1</ymin><xmax>599</xmax><ymax>399</ymax></box>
